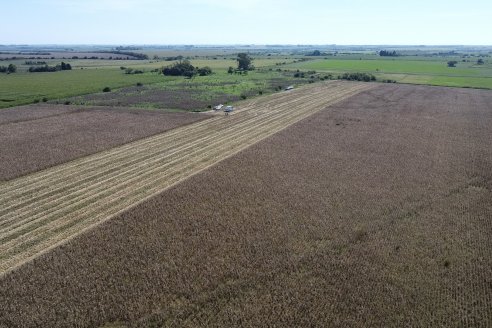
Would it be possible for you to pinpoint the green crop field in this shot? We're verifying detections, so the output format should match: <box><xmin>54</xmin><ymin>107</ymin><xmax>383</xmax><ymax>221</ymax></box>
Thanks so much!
<box><xmin>0</xmin><ymin>68</ymin><xmax>164</xmax><ymax>108</ymax></box>
<box><xmin>285</xmin><ymin>57</ymin><xmax>492</xmax><ymax>89</ymax></box>
<box><xmin>1</xmin><ymin>47</ymin><xmax>492</xmax><ymax>110</ymax></box>
<box><xmin>0</xmin><ymin>56</ymin><xmax>298</xmax><ymax>109</ymax></box>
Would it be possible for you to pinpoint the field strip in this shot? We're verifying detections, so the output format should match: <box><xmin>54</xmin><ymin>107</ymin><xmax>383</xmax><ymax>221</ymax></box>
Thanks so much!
<box><xmin>0</xmin><ymin>93</ymin><xmax>321</xmax><ymax>222</ymax></box>
<box><xmin>0</xmin><ymin>81</ymin><xmax>376</xmax><ymax>275</ymax></box>
<box><xmin>0</xmin><ymin>89</ymin><xmax>310</xmax><ymax>198</ymax></box>
<box><xmin>0</xmin><ymin>88</ymin><xmax>351</xmax><ymax>238</ymax></box>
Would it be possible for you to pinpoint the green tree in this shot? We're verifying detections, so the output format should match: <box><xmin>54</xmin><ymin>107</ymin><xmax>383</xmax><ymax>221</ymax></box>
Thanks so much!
<box><xmin>477</xmin><ymin>58</ymin><xmax>484</xmax><ymax>65</ymax></box>
<box><xmin>227</xmin><ymin>66</ymin><xmax>234</xmax><ymax>74</ymax></box>
<box><xmin>447</xmin><ymin>61</ymin><xmax>458</xmax><ymax>67</ymax></box>
<box><xmin>237</xmin><ymin>53</ymin><xmax>253</xmax><ymax>71</ymax></box>
<box><xmin>197</xmin><ymin>66</ymin><xmax>212</xmax><ymax>76</ymax></box>
<box><xmin>7</xmin><ymin>64</ymin><xmax>17</xmax><ymax>73</ymax></box>
<box><xmin>162</xmin><ymin>60</ymin><xmax>196</xmax><ymax>77</ymax></box>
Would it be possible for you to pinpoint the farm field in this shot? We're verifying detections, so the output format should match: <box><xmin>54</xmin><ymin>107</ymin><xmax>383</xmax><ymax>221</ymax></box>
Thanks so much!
<box><xmin>1</xmin><ymin>83</ymin><xmax>490</xmax><ymax>327</ymax></box>
<box><xmin>0</xmin><ymin>104</ymin><xmax>208</xmax><ymax>181</ymax></box>
<box><xmin>0</xmin><ymin>68</ymin><xmax>164</xmax><ymax>108</ymax></box>
<box><xmin>65</xmin><ymin>71</ymin><xmax>307</xmax><ymax>110</ymax></box>
<box><xmin>0</xmin><ymin>58</ymin><xmax>299</xmax><ymax>109</ymax></box>
<box><xmin>0</xmin><ymin>81</ymin><xmax>373</xmax><ymax>276</ymax></box>
<box><xmin>286</xmin><ymin>58</ymin><xmax>492</xmax><ymax>89</ymax></box>
<box><xmin>2</xmin><ymin>46</ymin><xmax>492</xmax><ymax>110</ymax></box>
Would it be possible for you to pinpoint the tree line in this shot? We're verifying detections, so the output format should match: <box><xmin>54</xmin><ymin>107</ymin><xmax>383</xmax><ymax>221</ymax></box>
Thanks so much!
<box><xmin>161</xmin><ymin>53</ymin><xmax>253</xmax><ymax>79</ymax></box>
<box><xmin>28</xmin><ymin>62</ymin><xmax>72</xmax><ymax>72</ymax></box>
<box><xmin>379</xmin><ymin>50</ymin><xmax>399</xmax><ymax>57</ymax></box>
<box><xmin>0</xmin><ymin>64</ymin><xmax>17</xmax><ymax>73</ymax></box>
<box><xmin>162</xmin><ymin>60</ymin><xmax>212</xmax><ymax>78</ymax></box>
<box><xmin>339</xmin><ymin>72</ymin><xmax>376</xmax><ymax>82</ymax></box>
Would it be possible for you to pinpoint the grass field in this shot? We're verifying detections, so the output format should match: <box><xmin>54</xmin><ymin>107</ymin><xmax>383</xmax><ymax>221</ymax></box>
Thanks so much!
<box><xmin>2</xmin><ymin>48</ymin><xmax>491</xmax><ymax>110</ymax></box>
<box><xmin>285</xmin><ymin>58</ymin><xmax>492</xmax><ymax>89</ymax></box>
<box><xmin>0</xmin><ymin>69</ymin><xmax>164</xmax><ymax>108</ymax></box>
<box><xmin>1</xmin><ymin>83</ymin><xmax>490</xmax><ymax>327</ymax></box>
<box><xmin>65</xmin><ymin>70</ymin><xmax>307</xmax><ymax>110</ymax></box>
<box><xmin>0</xmin><ymin>57</ymin><xmax>298</xmax><ymax>109</ymax></box>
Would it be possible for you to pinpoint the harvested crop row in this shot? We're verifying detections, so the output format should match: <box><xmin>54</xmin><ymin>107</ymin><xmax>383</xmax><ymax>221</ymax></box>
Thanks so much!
<box><xmin>0</xmin><ymin>106</ymin><xmax>209</xmax><ymax>181</ymax></box>
<box><xmin>0</xmin><ymin>81</ymin><xmax>375</xmax><ymax>275</ymax></box>
<box><xmin>1</xmin><ymin>84</ymin><xmax>490</xmax><ymax>327</ymax></box>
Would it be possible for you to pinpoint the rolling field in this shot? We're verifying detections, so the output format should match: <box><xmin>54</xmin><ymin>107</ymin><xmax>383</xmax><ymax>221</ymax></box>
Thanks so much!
<box><xmin>0</xmin><ymin>81</ymin><xmax>373</xmax><ymax>276</ymax></box>
<box><xmin>0</xmin><ymin>105</ymin><xmax>208</xmax><ymax>181</ymax></box>
<box><xmin>1</xmin><ymin>83</ymin><xmax>490</xmax><ymax>327</ymax></box>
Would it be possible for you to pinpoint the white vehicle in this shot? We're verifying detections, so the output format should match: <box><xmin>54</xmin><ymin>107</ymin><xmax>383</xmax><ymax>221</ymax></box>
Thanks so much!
<box><xmin>213</xmin><ymin>104</ymin><xmax>224</xmax><ymax>110</ymax></box>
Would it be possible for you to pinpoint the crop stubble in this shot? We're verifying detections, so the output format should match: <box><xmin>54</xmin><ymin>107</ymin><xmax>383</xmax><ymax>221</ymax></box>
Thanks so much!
<box><xmin>0</xmin><ymin>83</ymin><xmax>490</xmax><ymax>327</ymax></box>
<box><xmin>0</xmin><ymin>81</ymin><xmax>373</xmax><ymax>276</ymax></box>
<box><xmin>0</xmin><ymin>105</ymin><xmax>208</xmax><ymax>181</ymax></box>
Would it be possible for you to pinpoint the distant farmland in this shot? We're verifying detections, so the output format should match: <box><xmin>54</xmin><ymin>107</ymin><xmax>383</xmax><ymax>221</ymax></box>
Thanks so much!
<box><xmin>286</xmin><ymin>58</ymin><xmax>492</xmax><ymax>89</ymax></box>
<box><xmin>1</xmin><ymin>83</ymin><xmax>491</xmax><ymax>327</ymax></box>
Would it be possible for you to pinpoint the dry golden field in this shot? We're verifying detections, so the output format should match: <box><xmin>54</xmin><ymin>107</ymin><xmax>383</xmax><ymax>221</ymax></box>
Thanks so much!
<box><xmin>0</xmin><ymin>105</ymin><xmax>208</xmax><ymax>181</ymax></box>
<box><xmin>0</xmin><ymin>81</ymin><xmax>373</xmax><ymax>276</ymax></box>
<box><xmin>0</xmin><ymin>83</ymin><xmax>491</xmax><ymax>327</ymax></box>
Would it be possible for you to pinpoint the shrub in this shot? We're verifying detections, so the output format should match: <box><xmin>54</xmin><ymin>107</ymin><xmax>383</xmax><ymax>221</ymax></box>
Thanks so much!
<box><xmin>379</xmin><ymin>50</ymin><xmax>398</xmax><ymax>57</ymax></box>
<box><xmin>447</xmin><ymin>61</ymin><xmax>458</xmax><ymax>67</ymax></box>
<box><xmin>103</xmin><ymin>87</ymin><xmax>111</xmax><ymax>92</ymax></box>
<box><xmin>60</xmin><ymin>62</ymin><xmax>72</xmax><ymax>70</ymax></box>
<box><xmin>197</xmin><ymin>66</ymin><xmax>212</xmax><ymax>76</ymax></box>
<box><xmin>136</xmin><ymin>82</ymin><xmax>143</xmax><ymax>87</ymax></box>
<box><xmin>42</xmin><ymin>97</ymin><xmax>48</xmax><ymax>102</ymax></box>
<box><xmin>7</xmin><ymin>64</ymin><xmax>17</xmax><ymax>73</ymax></box>
<box><xmin>340</xmin><ymin>72</ymin><xmax>376</xmax><ymax>82</ymax></box>
<box><xmin>162</xmin><ymin>60</ymin><xmax>198</xmax><ymax>77</ymax></box>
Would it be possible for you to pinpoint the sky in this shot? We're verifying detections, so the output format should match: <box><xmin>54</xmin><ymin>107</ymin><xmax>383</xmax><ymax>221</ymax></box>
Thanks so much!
<box><xmin>1</xmin><ymin>0</ymin><xmax>491</xmax><ymax>45</ymax></box>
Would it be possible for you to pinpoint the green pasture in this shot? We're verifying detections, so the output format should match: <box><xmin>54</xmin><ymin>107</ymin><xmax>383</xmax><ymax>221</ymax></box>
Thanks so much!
<box><xmin>66</xmin><ymin>70</ymin><xmax>307</xmax><ymax>111</ymax></box>
<box><xmin>0</xmin><ymin>56</ymin><xmax>298</xmax><ymax>108</ymax></box>
<box><xmin>0</xmin><ymin>68</ymin><xmax>164</xmax><ymax>108</ymax></box>
<box><xmin>1</xmin><ymin>52</ymin><xmax>491</xmax><ymax>110</ymax></box>
<box><xmin>285</xmin><ymin>58</ymin><xmax>492</xmax><ymax>89</ymax></box>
